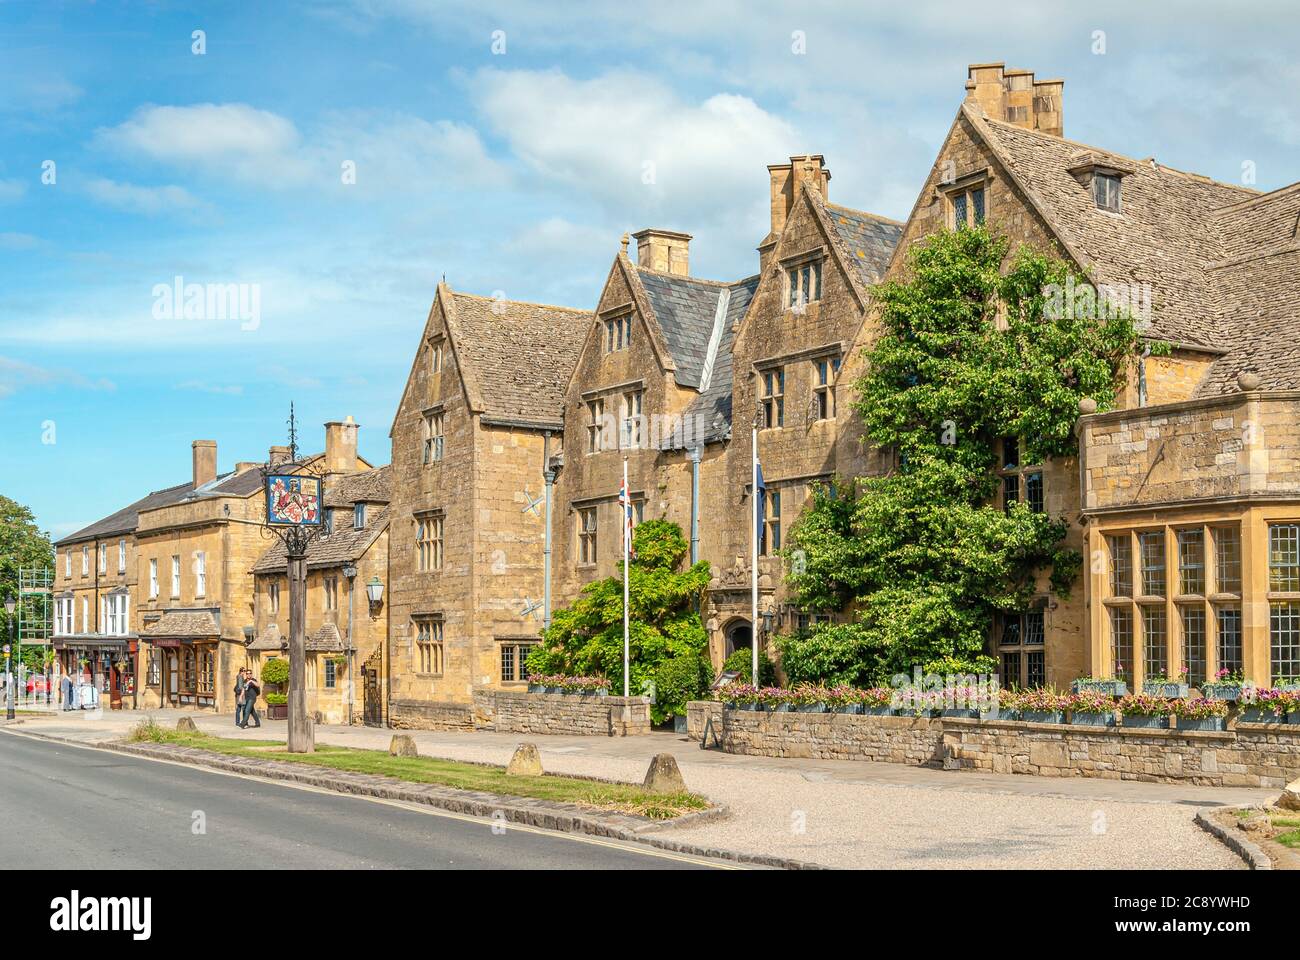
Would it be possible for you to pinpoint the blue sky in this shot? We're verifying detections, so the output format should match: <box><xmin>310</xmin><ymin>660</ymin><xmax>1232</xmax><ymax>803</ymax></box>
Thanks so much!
<box><xmin>2</xmin><ymin>0</ymin><xmax>1297</xmax><ymax>541</ymax></box>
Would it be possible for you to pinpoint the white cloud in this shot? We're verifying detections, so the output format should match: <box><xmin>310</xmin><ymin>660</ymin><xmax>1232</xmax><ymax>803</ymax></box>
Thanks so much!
<box><xmin>82</xmin><ymin>177</ymin><xmax>209</xmax><ymax>217</ymax></box>
<box><xmin>0</xmin><ymin>356</ymin><xmax>115</xmax><ymax>397</ymax></box>
<box><xmin>95</xmin><ymin>103</ymin><xmax>307</xmax><ymax>183</ymax></box>
<box><xmin>0</xmin><ymin>178</ymin><xmax>26</xmax><ymax>202</ymax></box>
<box><xmin>471</xmin><ymin>68</ymin><xmax>798</xmax><ymax>228</ymax></box>
<box><xmin>94</xmin><ymin>102</ymin><xmax>505</xmax><ymax>192</ymax></box>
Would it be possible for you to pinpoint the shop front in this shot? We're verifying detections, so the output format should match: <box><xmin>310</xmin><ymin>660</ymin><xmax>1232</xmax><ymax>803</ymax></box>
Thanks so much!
<box><xmin>53</xmin><ymin>636</ymin><xmax>137</xmax><ymax>709</ymax></box>
<box><xmin>140</xmin><ymin>609</ymin><xmax>223</xmax><ymax>711</ymax></box>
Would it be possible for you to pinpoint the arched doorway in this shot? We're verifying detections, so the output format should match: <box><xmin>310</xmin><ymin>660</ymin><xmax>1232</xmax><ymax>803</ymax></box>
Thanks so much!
<box><xmin>724</xmin><ymin>619</ymin><xmax>753</xmax><ymax>658</ymax></box>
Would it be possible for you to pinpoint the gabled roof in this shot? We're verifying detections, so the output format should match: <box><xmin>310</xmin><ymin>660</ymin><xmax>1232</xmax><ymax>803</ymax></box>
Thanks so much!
<box><xmin>252</xmin><ymin>505</ymin><xmax>389</xmax><ymax>573</ymax></box>
<box><xmin>324</xmin><ymin>464</ymin><xmax>391</xmax><ymax>507</ymax></box>
<box><xmin>668</xmin><ymin>274</ymin><xmax>760</xmax><ymax>447</ymax></box>
<box><xmin>960</xmin><ymin>103</ymin><xmax>1299</xmax><ymax>396</ymax></box>
<box><xmin>822</xmin><ymin>202</ymin><xmax>904</xmax><ymax>289</ymax></box>
<box><xmin>634</xmin><ymin>268</ymin><xmax>755</xmax><ymax>391</ymax></box>
<box><xmin>56</xmin><ymin>481</ymin><xmax>194</xmax><ymax>546</ymax></box>
<box><xmin>966</xmin><ymin>105</ymin><xmax>1257</xmax><ymax>350</ymax></box>
<box><xmin>141</xmin><ymin>610</ymin><xmax>220</xmax><ymax>639</ymax></box>
<box><xmin>445</xmin><ymin>288</ymin><xmax>592</xmax><ymax>428</ymax></box>
<box><xmin>389</xmin><ymin>283</ymin><xmax>592</xmax><ymax>436</ymax></box>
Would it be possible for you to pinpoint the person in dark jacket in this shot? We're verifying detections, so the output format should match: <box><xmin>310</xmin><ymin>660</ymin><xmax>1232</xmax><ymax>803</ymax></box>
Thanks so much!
<box><xmin>240</xmin><ymin>671</ymin><xmax>261</xmax><ymax>729</ymax></box>
<box><xmin>60</xmin><ymin>673</ymin><xmax>75</xmax><ymax>711</ymax></box>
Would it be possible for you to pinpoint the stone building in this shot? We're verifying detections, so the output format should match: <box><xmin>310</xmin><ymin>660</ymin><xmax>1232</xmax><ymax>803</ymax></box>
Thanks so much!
<box><xmin>250</xmin><ymin>462</ymin><xmax>390</xmax><ymax>725</ymax></box>
<box><xmin>545</xmin><ymin>162</ymin><xmax>900</xmax><ymax>672</ymax></box>
<box><xmin>384</xmin><ymin>282</ymin><xmax>591</xmax><ymax>728</ymax></box>
<box><xmin>52</xmin><ymin>483</ymin><xmax>192</xmax><ymax>707</ymax></box>
<box><xmin>132</xmin><ymin>424</ymin><xmax>370</xmax><ymax>713</ymax></box>
<box><xmin>549</xmin><ymin>230</ymin><xmax>758</xmax><ymax>615</ymax></box>
<box><xmin>853</xmin><ymin>61</ymin><xmax>1300</xmax><ymax>690</ymax></box>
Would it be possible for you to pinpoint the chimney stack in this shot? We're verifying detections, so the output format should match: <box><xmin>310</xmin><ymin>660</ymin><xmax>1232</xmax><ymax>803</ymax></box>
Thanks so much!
<box><xmin>192</xmin><ymin>440</ymin><xmax>217</xmax><ymax>488</ymax></box>
<box><xmin>324</xmin><ymin>416</ymin><xmax>359</xmax><ymax>474</ymax></box>
<box><xmin>632</xmin><ymin>229</ymin><xmax>691</xmax><ymax>276</ymax></box>
<box><xmin>965</xmin><ymin>63</ymin><xmax>1063</xmax><ymax>137</ymax></box>
<box><xmin>268</xmin><ymin>444</ymin><xmax>292</xmax><ymax>467</ymax></box>
<box><xmin>761</xmin><ymin>155</ymin><xmax>830</xmax><ymax>272</ymax></box>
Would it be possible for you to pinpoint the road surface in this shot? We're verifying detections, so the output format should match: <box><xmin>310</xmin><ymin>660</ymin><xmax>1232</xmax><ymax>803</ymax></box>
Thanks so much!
<box><xmin>0</xmin><ymin>731</ymin><xmax>726</xmax><ymax>869</ymax></box>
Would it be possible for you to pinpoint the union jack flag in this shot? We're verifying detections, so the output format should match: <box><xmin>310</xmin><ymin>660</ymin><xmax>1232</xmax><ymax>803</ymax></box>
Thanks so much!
<box><xmin>619</xmin><ymin>477</ymin><xmax>637</xmax><ymax>560</ymax></box>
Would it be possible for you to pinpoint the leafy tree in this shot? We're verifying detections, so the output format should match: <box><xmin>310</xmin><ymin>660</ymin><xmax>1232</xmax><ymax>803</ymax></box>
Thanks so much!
<box><xmin>0</xmin><ymin>495</ymin><xmax>54</xmax><ymax>671</ymax></box>
<box><xmin>780</xmin><ymin>226</ymin><xmax>1153</xmax><ymax>684</ymax></box>
<box><xmin>527</xmin><ymin>520</ymin><xmax>710</xmax><ymax>723</ymax></box>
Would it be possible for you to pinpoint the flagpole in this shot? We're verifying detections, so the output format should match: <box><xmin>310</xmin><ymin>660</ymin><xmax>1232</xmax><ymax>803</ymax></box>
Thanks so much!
<box><xmin>623</xmin><ymin>455</ymin><xmax>631</xmax><ymax>699</ymax></box>
<box><xmin>752</xmin><ymin>422</ymin><xmax>759</xmax><ymax>688</ymax></box>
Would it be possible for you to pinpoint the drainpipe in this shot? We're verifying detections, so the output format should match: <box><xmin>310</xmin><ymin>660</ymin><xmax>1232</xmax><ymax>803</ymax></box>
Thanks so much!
<box><xmin>343</xmin><ymin>563</ymin><xmax>356</xmax><ymax>725</ymax></box>
<box><xmin>542</xmin><ymin>431</ymin><xmax>555</xmax><ymax>633</ymax></box>
<box><xmin>689</xmin><ymin>446</ymin><xmax>702</xmax><ymax>565</ymax></box>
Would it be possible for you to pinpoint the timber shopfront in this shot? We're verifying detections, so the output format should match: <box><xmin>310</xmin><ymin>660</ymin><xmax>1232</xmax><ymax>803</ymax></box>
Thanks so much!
<box><xmin>140</xmin><ymin>609</ymin><xmax>222</xmax><ymax>710</ymax></box>
<box><xmin>53</xmin><ymin>635</ymin><xmax>137</xmax><ymax>710</ymax></box>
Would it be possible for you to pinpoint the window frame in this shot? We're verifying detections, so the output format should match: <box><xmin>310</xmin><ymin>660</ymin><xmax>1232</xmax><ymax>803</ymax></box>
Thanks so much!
<box><xmin>812</xmin><ymin>356</ymin><xmax>841</xmax><ymax>421</ymax></box>
<box><xmin>998</xmin><ymin>438</ymin><xmax>1044</xmax><ymax>514</ymax></box>
<box><xmin>1093</xmin><ymin>172</ymin><xmax>1122</xmax><ymax>213</ymax></box>
<box><xmin>577</xmin><ymin>507</ymin><xmax>598</xmax><ymax>566</ymax></box>
<box><xmin>760</xmin><ymin>367</ymin><xmax>785</xmax><ymax>429</ymax></box>
<box><xmin>414</xmin><ymin>617</ymin><xmax>445</xmax><ymax>676</ymax></box>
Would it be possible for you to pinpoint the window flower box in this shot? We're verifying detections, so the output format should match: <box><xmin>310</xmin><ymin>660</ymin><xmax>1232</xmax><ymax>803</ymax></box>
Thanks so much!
<box><xmin>1238</xmin><ymin>707</ymin><xmax>1277</xmax><ymax>724</ymax></box>
<box><xmin>1021</xmin><ymin>710</ymin><xmax>1064</xmax><ymax>724</ymax></box>
<box><xmin>862</xmin><ymin>705</ymin><xmax>894</xmax><ymax>716</ymax></box>
<box><xmin>1122</xmin><ymin>714</ymin><xmax>1170</xmax><ymax>729</ymax></box>
<box><xmin>834</xmin><ymin>703</ymin><xmax>863</xmax><ymax>715</ymax></box>
<box><xmin>793</xmin><ymin>703</ymin><xmax>827</xmax><ymax>713</ymax></box>
<box><xmin>1201</xmin><ymin>683</ymin><xmax>1242</xmax><ymax>702</ymax></box>
<box><xmin>1172</xmin><ymin>697</ymin><xmax>1229</xmax><ymax>731</ymax></box>
<box><xmin>1142</xmin><ymin>681</ymin><xmax>1189</xmax><ymax>699</ymax></box>
<box><xmin>1178</xmin><ymin>716</ymin><xmax>1226</xmax><ymax>732</ymax></box>
<box><xmin>941</xmin><ymin>708</ymin><xmax>979</xmax><ymax>719</ymax></box>
<box><xmin>527</xmin><ymin>683</ymin><xmax>545</xmax><ymax>694</ymax></box>
<box><xmin>1072</xmin><ymin>678</ymin><xmax>1127</xmax><ymax>697</ymax></box>
<box><xmin>1068</xmin><ymin>689</ymin><xmax>1116</xmax><ymax>726</ymax></box>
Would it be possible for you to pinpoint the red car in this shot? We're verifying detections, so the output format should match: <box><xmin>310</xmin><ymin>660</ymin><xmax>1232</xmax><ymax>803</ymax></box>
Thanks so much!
<box><xmin>25</xmin><ymin>676</ymin><xmax>48</xmax><ymax>694</ymax></box>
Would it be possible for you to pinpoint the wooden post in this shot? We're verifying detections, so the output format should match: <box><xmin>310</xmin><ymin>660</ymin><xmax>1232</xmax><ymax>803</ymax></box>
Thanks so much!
<box><xmin>286</xmin><ymin>551</ymin><xmax>313</xmax><ymax>753</ymax></box>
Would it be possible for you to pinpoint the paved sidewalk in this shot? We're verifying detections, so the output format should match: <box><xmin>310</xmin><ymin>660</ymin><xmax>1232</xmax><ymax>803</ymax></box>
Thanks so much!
<box><xmin>18</xmin><ymin>709</ymin><xmax>1274</xmax><ymax>869</ymax></box>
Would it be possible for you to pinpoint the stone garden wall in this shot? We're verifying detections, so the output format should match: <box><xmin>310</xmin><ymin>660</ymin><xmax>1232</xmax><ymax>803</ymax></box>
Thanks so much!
<box><xmin>944</xmin><ymin>719</ymin><xmax>1300</xmax><ymax>788</ymax></box>
<box><xmin>473</xmin><ymin>690</ymin><xmax>652</xmax><ymax>737</ymax></box>
<box><xmin>720</xmin><ymin>709</ymin><xmax>946</xmax><ymax>765</ymax></box>
<box><xmin>685</xmin><ymin>702</ymin><xmax>1300</xmax><ymax>788</ymax></box>
<box><xmin>388</xmin><ymin>699</ymin><xmax>474</xmax><ymax>732</ymax></box>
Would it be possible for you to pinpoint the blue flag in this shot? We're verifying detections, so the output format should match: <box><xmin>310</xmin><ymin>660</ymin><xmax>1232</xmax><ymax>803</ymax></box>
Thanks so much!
<box><xmin>755</xmin><ymin>460</ymin><xmax>765</xmax><ymax>546</ymax></box>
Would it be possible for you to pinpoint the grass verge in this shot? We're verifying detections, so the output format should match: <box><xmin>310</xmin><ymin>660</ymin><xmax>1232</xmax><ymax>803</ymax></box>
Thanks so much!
<box><xmin>126</xmin><ymin>719</ymin><xmax>707</xmax><ymax>820</ymax></box>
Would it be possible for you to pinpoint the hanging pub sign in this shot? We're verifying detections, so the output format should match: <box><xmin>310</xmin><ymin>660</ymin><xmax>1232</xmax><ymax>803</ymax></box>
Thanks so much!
<box><xmin>265</xmin><ymin>475</ymin><xmax>322</xmax><ymax>526</ymax></box>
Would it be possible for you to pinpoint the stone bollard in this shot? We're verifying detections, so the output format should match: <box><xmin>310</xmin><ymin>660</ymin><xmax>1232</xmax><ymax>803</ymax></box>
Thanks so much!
<box><xmin>1279</xmin><ymin>777</ymin><xmax>1300</xmax><ymax>812</ymax></box>
<box><xmin>389</xmin><ymin>734</ymin><xmax>418</xmax><ymax>757</ymax></box>
<box><xmin>176</xmin><ymin>717</ymin><xmax>198</xmax><ymax>732</ymax></box>
<box><xmin>506</xmin><ymin>743</ymin><xmax>544</xmax><ymax>777</ymax></box>
<box><xmin>642</xmin><ymin>752</ymin><xmax>688</xmax><ymax>794</ymax></box>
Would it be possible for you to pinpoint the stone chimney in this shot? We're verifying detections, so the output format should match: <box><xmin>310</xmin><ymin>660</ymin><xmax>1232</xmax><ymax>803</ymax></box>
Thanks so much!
<box><xmin>965</xmin><ymin>62</ymin><xmax>1063</xmax><ymax>137</ymax></box>
<box><xmin>192</xmin><ymin>440</ymin><xmax>217</xmax><ymax>488</ymax></box>
<box><xmin>268</xmin><ymin>444</ymin><xmax>292</xmax><ymax>467</ymax></box>
<box><xmin>759</xmin><ymin>155</ymin><xmax>831</xmax><ymax>272</ymax></box>
<box><xmin>324</xmin><ymin>416</ymin><xmax>359</xmax><ymax>474</ymax></box>
<box><xmin>632</xmin><ymin>229</ymin><xmax>691</xmax><ymax>276</ymax></box>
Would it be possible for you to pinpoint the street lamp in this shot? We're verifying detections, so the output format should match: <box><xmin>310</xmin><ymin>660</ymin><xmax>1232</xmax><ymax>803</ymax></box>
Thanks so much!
<box><xmin>4</xmin><ymin>595</ymin><xmax>15</xmax><ymax>720</ymax></box>
<box><xmin>365</xmin><ymin>576</ymin><xmax>384</xmax><ymax>607</ymax></box>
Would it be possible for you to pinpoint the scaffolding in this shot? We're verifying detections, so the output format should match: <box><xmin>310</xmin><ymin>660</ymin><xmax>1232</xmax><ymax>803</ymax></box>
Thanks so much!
<box><xmin>15</xmin><ymin>567</ymin><xmax>53</xmax><ymax>704</ymax></box>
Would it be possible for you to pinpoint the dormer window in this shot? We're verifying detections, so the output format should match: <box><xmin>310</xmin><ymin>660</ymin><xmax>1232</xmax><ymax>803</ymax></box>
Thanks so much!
<box><xmin>1094</xmin><ymin>173</ymin><xmax>1122</xmax><ymax>213</ymax></box>
<box><xmin>354</xmin><ymin>503</ymin><xmax>366</xmax><ymax>529</ymax></box>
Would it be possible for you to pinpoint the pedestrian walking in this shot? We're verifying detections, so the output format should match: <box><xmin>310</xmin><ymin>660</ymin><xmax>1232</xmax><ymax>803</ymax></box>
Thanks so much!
<box><xmin>240</xmin><ymin>670</ymin><xmax>261</xmax><ymax>729</ymax></box>
<box><xmin>234</xmin><ymin>668</ymin><xmax>248</xmax><ymax>727</ymax></box>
